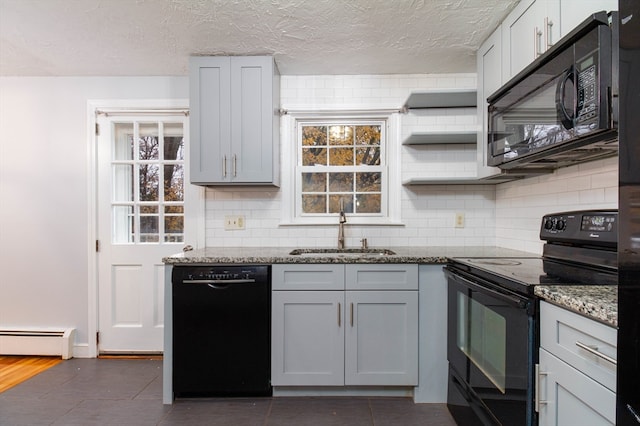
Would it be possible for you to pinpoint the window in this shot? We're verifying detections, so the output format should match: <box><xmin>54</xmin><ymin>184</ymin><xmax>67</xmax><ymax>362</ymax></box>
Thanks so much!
<box><xmin>298</xmin><ymin>121</ymin><xmax>385</xmax><ymax>217</ymax></box>
<box><xmin>279</xmin><ymin>110</ymin><xmax>402</xmax><ymax>226</ymax></box>
<box><xmin>111</xmin><ymin>120</ymin><xmax>185</xmax><ymax>243</ymax></box>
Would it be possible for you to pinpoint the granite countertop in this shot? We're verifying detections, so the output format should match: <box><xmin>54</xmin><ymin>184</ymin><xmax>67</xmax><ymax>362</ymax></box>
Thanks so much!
<box><xmin>535</xmin><ymin>285</ymin><xmax>618</xmax><ymax>327</ymax></box>
<box><xmin>163</xmin><ymin>246</ymin><xmax>538</xmax><ymax>265</ymax></box>
<box><xmin>164</xmin><ymin>246</ymin><xmax>617</xmax><ymax>326</ymax></box>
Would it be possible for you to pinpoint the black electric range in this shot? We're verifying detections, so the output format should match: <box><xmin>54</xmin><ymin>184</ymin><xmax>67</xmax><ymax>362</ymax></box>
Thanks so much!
<box><xmin>450</xmin><ymin>210</ymin><xmax>618</xmax><ymax>296</ymax></box>
<box><xmin>445</xmin><ymin>210</ymin><xmax>617</xmax><ymax>426</ymax></box>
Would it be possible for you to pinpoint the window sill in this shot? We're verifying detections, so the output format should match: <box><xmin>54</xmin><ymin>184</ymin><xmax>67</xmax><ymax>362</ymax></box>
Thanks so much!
<box><xmin>279</xmin><ymin>218</ymin><xmax>405</xmax><ymax>227</ymax></box>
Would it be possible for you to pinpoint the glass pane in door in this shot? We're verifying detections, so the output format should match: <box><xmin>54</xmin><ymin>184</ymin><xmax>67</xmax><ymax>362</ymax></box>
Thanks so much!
<box><xmin>110</xmin><ymin>120</ymin><xmax>184</xmax><ymax>244</ymax></box>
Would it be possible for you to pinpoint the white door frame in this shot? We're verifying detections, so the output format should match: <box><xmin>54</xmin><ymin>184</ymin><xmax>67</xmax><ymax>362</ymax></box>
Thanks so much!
<box><xmin>86</xmin><ymin>99</ymin><xmax>204</xmax><ymax>358</ymax></box>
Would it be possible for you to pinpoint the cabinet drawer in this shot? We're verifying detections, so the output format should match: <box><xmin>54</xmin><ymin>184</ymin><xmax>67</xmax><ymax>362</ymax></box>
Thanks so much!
<box><xmin>540</xmin><ymin>301</ymin><xmax>616</xmax><ymax>391</ymax></box>
<box><xmin>272</xmin><ymin>264</ymin><xmax>345</xmax><ymax>290</ymax></box>
<box><xmin>346</xmin><ymin>264</ymin><xmax>418</xmax><ymax>290</ymax></box>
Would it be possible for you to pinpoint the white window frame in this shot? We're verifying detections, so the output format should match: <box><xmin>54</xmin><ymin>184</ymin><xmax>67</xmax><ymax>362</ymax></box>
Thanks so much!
<box><xmin>280</xmin><ymin>109</ymin><xmax>403</xmax><ymax>226</ymax></box>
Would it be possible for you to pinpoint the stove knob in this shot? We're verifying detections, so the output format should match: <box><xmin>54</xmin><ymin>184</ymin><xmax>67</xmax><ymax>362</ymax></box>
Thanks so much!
<box><xmin>556</xmin><ymin>220</ymin><xmax>566</xmax><ymax>231</ymax></box>
<box><xmin>544</xmin><ymin>219</ymin><xmax>554</xmax><ymax>230</ymax></box>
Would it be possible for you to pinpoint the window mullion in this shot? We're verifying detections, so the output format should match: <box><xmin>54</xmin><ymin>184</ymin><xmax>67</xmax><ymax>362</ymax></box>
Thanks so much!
<box><xmin>133</xmin><ymin>121</ymin><xmax>141</xmax><ymax>244</ymax></box>
<box><xmin>158</xmin><ymin>121</ymin><xmax>165</xmax><ymax>244</ymax></box>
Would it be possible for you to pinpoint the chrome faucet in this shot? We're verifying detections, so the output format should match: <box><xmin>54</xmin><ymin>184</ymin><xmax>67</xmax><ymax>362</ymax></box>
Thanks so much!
<box><xmin>338</xmin><ymin>202</ymin><xmax>347</xmax><ymax>249</ymax></box>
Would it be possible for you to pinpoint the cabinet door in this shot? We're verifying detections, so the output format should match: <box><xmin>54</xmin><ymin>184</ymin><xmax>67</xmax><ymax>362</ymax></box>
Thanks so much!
<box><xmin>559</xmin><ymin>1</ymin><xmax>618</xmax><ymax>38</ymax></box>
<box><xmin>271</xmin><ymin>291</ymin><xmax>344</xmax><ymax>386</ymax></box>
<box><xmin>344</xmin><ymin>291</ymin><xmax>418</xmax><ymax>386</ymax></box>
<box><xmin>230</xmin><ymin>56</ymin><xmax>278</xmax><ymax>183</ymax></box>
<box><xmin>189</xmin><ymin>56</ymin><xmax>231</xmax><ymax>184</ymax></box>
<box><xmin>502</xmin><ymin>0</ymin><xmax>560</xmax><ymax>80</ymax></box>
<box><xmin>538</xmin><ymin>349</ymin><xmax>616</xmax><ymax>425</ymax></box>
<box><xmin>476</xmin><ymin>25</ymin><xmax>503</xmax><ymax>178</ymax></box>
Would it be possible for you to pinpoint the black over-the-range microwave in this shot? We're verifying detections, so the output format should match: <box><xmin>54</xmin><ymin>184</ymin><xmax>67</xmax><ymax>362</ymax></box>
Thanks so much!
<box><xmin>487</xmin><ymin>11</ymin><xmax>618</xmax><ymax>171</ymax></box>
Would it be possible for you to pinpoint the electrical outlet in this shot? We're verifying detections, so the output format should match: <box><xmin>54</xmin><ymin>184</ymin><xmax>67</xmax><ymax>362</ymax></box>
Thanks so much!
<box><xmin>224</xmin><ymin>215</ymin><xmax>245</xmax><ymax>230</ymax></box>
<box><xmin>455</xmin><ymin>213</ymin><xmax>465</xmax><ymax>228</ymax></box>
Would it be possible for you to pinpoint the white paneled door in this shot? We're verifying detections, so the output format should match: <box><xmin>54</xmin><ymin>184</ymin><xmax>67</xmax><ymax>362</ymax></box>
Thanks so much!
<box><xmin>96</xmin><ymin>111</ymin><xmax>198</xmax><ymax>353</ymax></box>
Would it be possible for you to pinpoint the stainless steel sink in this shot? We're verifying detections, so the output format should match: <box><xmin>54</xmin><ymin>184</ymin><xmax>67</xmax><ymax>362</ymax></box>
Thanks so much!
<box><xmin>289</xmin><ymin>248</ymin><xmax>396</xmax><ymax>257</ymax></box>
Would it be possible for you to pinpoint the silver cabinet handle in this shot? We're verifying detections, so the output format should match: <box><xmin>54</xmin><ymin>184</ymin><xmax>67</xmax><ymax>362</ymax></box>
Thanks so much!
<box><xmin>232</xmin><ymin>154</ymin><xmax>237</xmax><ymax>177</ymax></box>
<box><xmin>350</xmin><ymin>303</ymin><xmax>354</xmax><ymax>327</ymax></box>
<box><xmin>338</xmin><ymin>302</ymin><xmax>341</xmax><ymax>327</ymax></box>
<box><xmin>535</xmin><ymin>364</ymin><xmax>548</xmax><ymax>412</ymax></box>
<box><xmin>575</xmin><ymin>341</ymin><xmax>617</xmax><ymax>365</ymax></box>
<box><xmin>545</xmin><ymin>17</ymin><xmax>554</xmax><ymax>48</ymax></box>
<box><xmin>223</xmin><ymin>155</ymin><xmax>227</xmax><ymax>178</ymax></box>
<box><xmin>534</xmin><ymin>27</ymin><xmax>543</xmax><ymax>57</ymax></box>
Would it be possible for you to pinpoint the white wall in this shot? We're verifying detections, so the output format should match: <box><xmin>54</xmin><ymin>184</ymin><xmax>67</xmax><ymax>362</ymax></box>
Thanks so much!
<box><xmin>0</xmin><ymin>76</ymin><xmax>188</xmax><ymax>354</ymax></box>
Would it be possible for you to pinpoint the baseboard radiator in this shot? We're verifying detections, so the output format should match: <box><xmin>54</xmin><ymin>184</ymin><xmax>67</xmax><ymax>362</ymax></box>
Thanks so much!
<box><xmin>0</xmin><ymin>328</ymin><xmax>75</xmax><ymax>359</ymax></box>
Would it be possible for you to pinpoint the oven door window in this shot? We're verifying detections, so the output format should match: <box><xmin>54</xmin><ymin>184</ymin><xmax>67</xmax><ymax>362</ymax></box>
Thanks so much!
<box><xmin>457</xmin><ymin>291</ymin><xmax>506</xmax><ymax>394</ymax></box>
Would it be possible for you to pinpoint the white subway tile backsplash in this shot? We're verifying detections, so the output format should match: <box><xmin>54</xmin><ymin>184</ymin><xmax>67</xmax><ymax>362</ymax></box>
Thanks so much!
<box><xmin>578</xmin><ymin>188</ymin><xmax>606</xmax><ymax>204</ymax></box>
<box><xmin>203</xmin><ymin>74</ymin><xmax>617</xmax><ymax>250</ymax></box>
<box><xmin>496</xmin><ymin>156</ymin><xmax>617</xmax><ymax>253</ymax></box>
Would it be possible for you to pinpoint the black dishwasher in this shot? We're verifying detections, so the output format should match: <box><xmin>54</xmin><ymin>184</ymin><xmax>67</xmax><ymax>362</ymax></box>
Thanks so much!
<box><xmin>172</xmin><ymin>265</ymin><xmax>271</xmax><ymax>397</ymax></box>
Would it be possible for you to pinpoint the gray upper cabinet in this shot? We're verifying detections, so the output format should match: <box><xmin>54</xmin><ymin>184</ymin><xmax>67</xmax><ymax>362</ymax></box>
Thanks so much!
<box><xmin>559</xmin><ymin>0</ymin><xmax>618</xmax><ymax>38</ymax></box>
<box><xmin>501</xmin><ymin>0</ymin><xmax>618</xmax><ymax>81</ymax></box>
<box><xmin>501</xmin><ymin>0</ymin><xmax>557</xmax><ymax>80</ymax></box>
<box><xmin>476</xmin><ymin>25</ymin><xmax>503</xmax><ymax>180</ymax></box>
<box><xmin>189</xmin><ymin>56</ymin><xmax>280</xmax><ymax>185</ymax></box>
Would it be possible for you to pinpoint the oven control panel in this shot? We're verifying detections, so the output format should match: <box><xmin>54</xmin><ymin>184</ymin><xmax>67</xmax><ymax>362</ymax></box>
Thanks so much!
<box><xmin>540</xmin><ymin>210</ymin><xmax>617</xmax><ymax>247</ymax></box>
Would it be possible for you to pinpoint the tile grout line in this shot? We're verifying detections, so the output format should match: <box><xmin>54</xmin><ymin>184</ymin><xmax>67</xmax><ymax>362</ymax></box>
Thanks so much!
<box><xmin>368</xmin><ymin>398</ymin><xmax>376</xmax><ymax>426</ymax></box>
<box><xmin>263</xmin><ymin>397</ymin><xmax>274</xmax><ymax>426</ymax></box>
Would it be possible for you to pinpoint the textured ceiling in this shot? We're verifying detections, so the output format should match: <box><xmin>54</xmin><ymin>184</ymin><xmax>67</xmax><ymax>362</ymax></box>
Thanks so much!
<box><xmin>0</xmin><ymin>0</ymin><xmax>519</xmax><ymax>76</ymax></box>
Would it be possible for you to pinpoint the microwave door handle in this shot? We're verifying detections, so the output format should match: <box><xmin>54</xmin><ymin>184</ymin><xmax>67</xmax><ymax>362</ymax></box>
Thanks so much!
<box><xmin>556</xmin><ymin>65</ymin><xmax>575</xmax><ymax>130</ymax></box>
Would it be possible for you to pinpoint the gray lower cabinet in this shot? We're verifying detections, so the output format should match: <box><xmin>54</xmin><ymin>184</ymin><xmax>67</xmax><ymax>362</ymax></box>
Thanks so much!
<box><xmin>344</xmin><ymin>290</ymin><xmax>418</xmax><ymax>385</ymax></box>
<box><xmin>537</xmin><ymin>301</ymin><xmax>617</xmax><ymax>425</ymax></box>
<box><xmin>189</xmin><ymin>55</ymin><xmax>280</xmax><ymax>185</ymax></box>
<box><xmin>272</xmin><ymin>290</ymin><xmax>344</xmax><ymax>386</ymax></box>
<box><xmin>271</xmin><ymin>264</ymin><xmax>418</xmax><ymax>387</ymax></box>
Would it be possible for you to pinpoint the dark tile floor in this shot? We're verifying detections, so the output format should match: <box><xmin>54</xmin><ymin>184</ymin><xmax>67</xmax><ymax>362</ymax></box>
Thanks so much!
<box><xmin>0</xmin><ymin>358</ymin><xmax>456</xmax><ymax>425</ymax></box>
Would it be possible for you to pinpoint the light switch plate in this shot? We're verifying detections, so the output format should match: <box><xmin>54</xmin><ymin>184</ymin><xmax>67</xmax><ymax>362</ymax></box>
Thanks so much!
<box><xmin>454</xmin><ymin>213</ymin><xmax>465</xmax><ymax>228</ymax></box>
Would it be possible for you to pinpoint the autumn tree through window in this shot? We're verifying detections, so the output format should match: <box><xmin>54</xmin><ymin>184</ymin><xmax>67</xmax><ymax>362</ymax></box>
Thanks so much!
<box><xmin>298</xmin><ymin>121</ymin><xmax>385</xmax><ymax>217</ymax></box>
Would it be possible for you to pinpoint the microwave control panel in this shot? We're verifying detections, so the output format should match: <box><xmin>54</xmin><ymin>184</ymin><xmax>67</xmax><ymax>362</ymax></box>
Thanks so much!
<box><xmin>576</xmin><ymin>62</ymin><xmax>598</xmax><ymax>124</ymax></box>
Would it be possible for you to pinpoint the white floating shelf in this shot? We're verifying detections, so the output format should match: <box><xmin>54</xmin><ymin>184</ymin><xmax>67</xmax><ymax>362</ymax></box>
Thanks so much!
<box><xmin>402</xmin><ymin>131</ymin><xmax>477</xmax><ymax>145</ymax></box>
<box><xmin>402</xmin><ymin>174</ymin><xmax>523</xmax><ymax>185</ymax></box>
<box><xmin>403</xmin><ymin>89</ymin><xmax>477</xmax><ymax>109</ymax></box>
